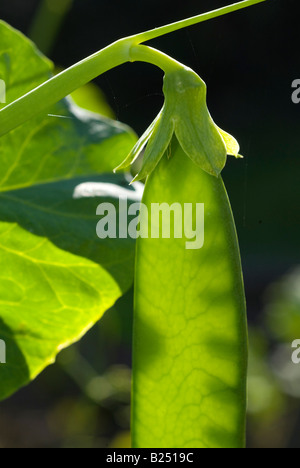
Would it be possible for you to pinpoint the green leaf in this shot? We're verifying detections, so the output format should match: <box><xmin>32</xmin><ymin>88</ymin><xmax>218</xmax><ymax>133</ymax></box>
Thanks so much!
<box><xmin>0</xmin><ymin>22</ymin><xmax>52</xmax><ymax>105</ymax></box>
<box><xmin>0</xmin><ymin>20</ymin><xmax>137</xmax><ymax>192</ymax></box>
<box><xmin>0</xmin><ymin>174</ymin><xmax>141</xmax><ymax>400</ymax></box>
<box><xmin>0</xmin><ymin>97</ymin><xmax>136</xmax><ymax>192</ymax></box>
<box><xmin>0</xmin><ymin>21</ymin><xmax>138</xmax><ymax>400</ymax></box>
<box><xmin>132</xmin><ymin>139</ymin><xmax>247</xmax><ymax>448</ymax></box>
<box><xmin>70</xmin><ymin>81</ymin><xmax>116</xmax><ymax>119</ymax></box>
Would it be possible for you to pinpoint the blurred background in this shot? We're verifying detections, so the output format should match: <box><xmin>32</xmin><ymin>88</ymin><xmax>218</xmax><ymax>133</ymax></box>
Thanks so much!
<box><xmin>0</xmin><ymin>0</ymin><xmax>299</xmax><ymax>448</ymax></box>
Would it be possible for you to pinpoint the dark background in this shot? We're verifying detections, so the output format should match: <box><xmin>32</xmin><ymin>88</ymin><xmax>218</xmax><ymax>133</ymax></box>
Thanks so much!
<box><xmin>0</xmin><ymin>0</ymin><xmax>299</xmax><ymax>448</ymax></box>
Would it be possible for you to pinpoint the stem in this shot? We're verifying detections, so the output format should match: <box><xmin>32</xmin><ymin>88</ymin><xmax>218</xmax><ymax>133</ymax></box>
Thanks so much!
<box><xmin>0</xmin><ymin>0</ymin><xmax>267</xmax><ymax>136</ymax></box>
<box><xmin>130</xmin><ymin>45</ymin><xmax>184</xmax><ymax>73</ymax></box>
<box><xmin>133</xmin><ymin>0</ymin><xmax>267</xmax><ymax>43</ymax></box>
<box><xmin>0</xmin><ymin>39</ymin><xmax>131</xmax><ymax>137</ymax></box>
<box><xmin>0</xmin><ymin>42</ymin><xmax>185</xmax><ymax>137</ymax></box>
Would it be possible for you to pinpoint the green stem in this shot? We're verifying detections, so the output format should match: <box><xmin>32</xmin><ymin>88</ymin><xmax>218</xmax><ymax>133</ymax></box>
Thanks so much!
<box><xmin>133</xmin><ymin>0</ymin><xmax>267</xmax><ymax>44</ymax></box>
<box><xmin>0</xmin><ymin>0</ymin><xmax>267</xmax><ymax>137</ymax></box>
<box><xmin>0</xmin><ymin>39</ymin><xmax>131</xmax><ymax>137</ymax></box>
<box><xmin>130</xmin><ymin>45</ymin><xmax>184</xmax><ymax>73</ymax></box>
<box><xmin>0</xmin><ymin>42</ymin><xmax>185</xmax><ymax>137</ymax></box>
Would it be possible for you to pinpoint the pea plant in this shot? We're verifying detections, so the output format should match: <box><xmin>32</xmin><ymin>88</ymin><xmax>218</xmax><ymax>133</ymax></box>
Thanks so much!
<box><xmin>0</xmin><ymin>0</ymin><xmax>266</xmax><ymax>448</ymax></box>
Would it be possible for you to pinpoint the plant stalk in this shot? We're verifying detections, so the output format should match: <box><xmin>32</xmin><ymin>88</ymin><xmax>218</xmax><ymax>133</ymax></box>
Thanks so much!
<box><xmin>0</xmin><ymin>0</ymin><xmax>267</xmax><ymax>137</ymax></box>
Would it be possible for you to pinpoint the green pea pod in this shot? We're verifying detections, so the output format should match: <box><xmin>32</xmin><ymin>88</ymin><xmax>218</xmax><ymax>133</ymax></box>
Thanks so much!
<box><xmin>132</xmin><ymin>138</ymin><xmax>247</xmax><ymax>448</ymax></box>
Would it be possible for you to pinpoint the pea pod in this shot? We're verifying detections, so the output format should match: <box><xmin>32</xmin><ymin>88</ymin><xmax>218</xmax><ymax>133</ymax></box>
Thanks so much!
<box><xmin>131</xmin><ymin>137</ymin><xmax>247</xmax><ymax>448</ymax></box>
<box><xmin>0</xmin><ymin>0</ymin><xmax>263</xmax><ymax>446</ymax></box>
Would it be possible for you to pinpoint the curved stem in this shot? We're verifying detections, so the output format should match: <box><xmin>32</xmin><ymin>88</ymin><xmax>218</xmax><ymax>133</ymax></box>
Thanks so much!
<box><xmin>0</xmin><ymin>43</ymin><xmax>185</xmax><ymax>137</ymax></box>
<box><xmin>0</xmin><ymin>0</ymin><xmax>267</xmax><ymax>136</ymax></box>
<box><xmin>0</xmin><ymin>39</ymin><xmax>131</xmax><ymax>137</ymax></box>
<box><xmin>130</xmin><ymin>45</ymin><xmax>184</xmax><ymax>73</ymax></box>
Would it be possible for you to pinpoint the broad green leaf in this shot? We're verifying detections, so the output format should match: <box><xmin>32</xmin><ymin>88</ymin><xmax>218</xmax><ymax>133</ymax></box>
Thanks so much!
<box><xmin>0</xmin><ymin>22</ymin><xmax>52</xmax><ymax>104</ymax></box>
<box><xmin>70</xmin><ymin>81</ymin><xmax>115</xmax><ymax>119</ymax></box>
<box><xmin>132</xmin><ymin>139</ymin><xmax>247</xmax><ymax>448</ymax></box>
<box><xmin>0</xmin><ymin>97</ymin><xmax>136</xmax><ymax>192</ymax></box>
<box><xmin>0</xmin><ymin>174</ymin><xmax>142</xmax><ymax>400</ymax></box>
<box><xmin>0</xmin><ymin>20</ymin><xmax>136</xmax><ymax>192</ymax></box>
<box><xmin>0</xmin><ymin>21</ymin><xmax>138</xmax><ymax>400</ymax></box>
